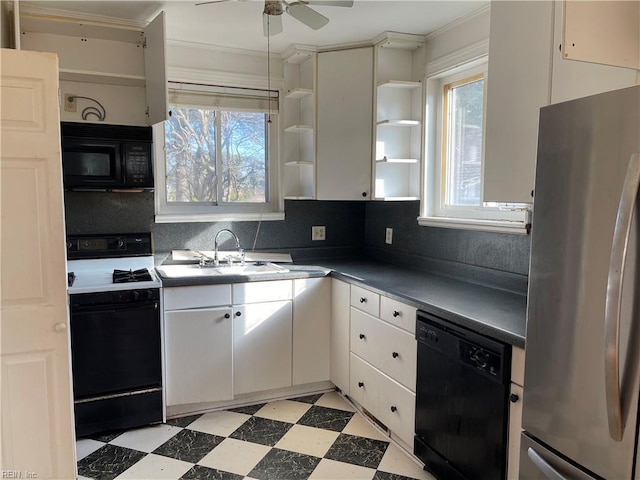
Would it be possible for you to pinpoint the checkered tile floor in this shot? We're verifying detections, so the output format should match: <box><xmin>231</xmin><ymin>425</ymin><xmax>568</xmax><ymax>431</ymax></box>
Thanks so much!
<box><xmin>76</xmin><ymin>391</ymin><xmax>434</xmax><ymax>480</ymax></box>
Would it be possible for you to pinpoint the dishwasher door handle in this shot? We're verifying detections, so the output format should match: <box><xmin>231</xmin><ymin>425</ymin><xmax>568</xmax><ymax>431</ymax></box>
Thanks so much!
<box><xmin>527</xmin><ymin>447</ymin><xmax>567</xmax><ymax>480</ymax></box>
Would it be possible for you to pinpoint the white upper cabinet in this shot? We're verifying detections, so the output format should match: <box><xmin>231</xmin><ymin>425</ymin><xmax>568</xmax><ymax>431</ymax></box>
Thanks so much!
<box><xmin>19</xmin><ymin>7</ymin><xmax>168</xmax><ymax>126</ymax></box>
<box><xmin>282</xmin><ymin>47</ymin><xmax>317</xmax><ymax>199</ymax></box>
<box><xmin>372</xmin><ymin>33</ymin><xmax>425</xmax><ymax>201</ymax></box>
<box><xmin>483</xmin><ymin>1</ymin><xmax>554</xmax><ymax>204</ymax></box>
<box><xmin>316</xmin><ymin>47</ymin><xmax>373</xmax><ymax>200</ymax></box>
<box><xmin>562</xmin><ymin>1</ymin><xmax>639</xmax><ymax>71</ymax></box>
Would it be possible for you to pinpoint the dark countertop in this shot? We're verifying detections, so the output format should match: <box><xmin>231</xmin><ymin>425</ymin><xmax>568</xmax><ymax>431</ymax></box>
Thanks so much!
<box><xmin>156</xmin><ymin>259</ymin><xmax>526</xmax><ymax>348</ymax></box>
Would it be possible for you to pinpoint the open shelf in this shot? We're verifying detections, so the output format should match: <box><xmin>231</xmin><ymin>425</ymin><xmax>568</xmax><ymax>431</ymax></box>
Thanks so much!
<box><xmin>285</xmin><ymin>125</ymin><xmax>313</xmax><ymax>133</ymax></box>
<box><xmin>374</xmin><ymin>196</ymin><xmax>419</xmax><ymax>201</ymax></box>
<box><xmin>60</xmin><ymin>69</ymin><xmax>146</xmax><ymax>87</ymax></box>
<box><xmin>376</xmin><ymin>157</ymin><xmax>419</xmax><ymax>163</ymax></box>
<box><xmin>377</xmin><ymin>119</ymin><xmax>420</xmax><ymax>127</ymax></box>
<box><xmin>286</xmin><ymin>88</ymin><xmax>313</xmax><ymax>99</ymax></box>
<box><xmin>285</xmin><ymin>161</ymin><xmax>314</xmax><ymax>166</ymax></box>
<box><xmin>377</xmin><ymin>80</ymin><xmax>421</xmax><ymax>89</ymax></box>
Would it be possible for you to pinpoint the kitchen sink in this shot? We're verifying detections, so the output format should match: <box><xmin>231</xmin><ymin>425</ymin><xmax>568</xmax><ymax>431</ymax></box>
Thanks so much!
<box><xmin>155</xmin><ymin>262</ymin><xmax>289</xmax><ymax>279</ymax></box>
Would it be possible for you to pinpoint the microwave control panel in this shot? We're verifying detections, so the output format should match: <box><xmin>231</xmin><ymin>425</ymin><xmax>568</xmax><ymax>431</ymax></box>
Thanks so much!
<box><xmin>124</xmin><ymin>144</ymin><xmax>152</xmax><ymax>184</ymax></box>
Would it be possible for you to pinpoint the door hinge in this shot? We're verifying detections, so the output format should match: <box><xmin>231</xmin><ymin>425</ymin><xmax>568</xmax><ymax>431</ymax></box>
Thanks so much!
<box><xmin>145</xmin><ymin>106</ymin><xmax>150</xmax><ymax>118</ymax></box>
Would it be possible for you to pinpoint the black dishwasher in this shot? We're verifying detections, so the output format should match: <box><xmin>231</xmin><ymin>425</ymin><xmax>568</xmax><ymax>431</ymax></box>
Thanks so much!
<box><xmin>414</xmin><ymin>310</ymin><xmax>511</xmax><ymax>480</ymax></box>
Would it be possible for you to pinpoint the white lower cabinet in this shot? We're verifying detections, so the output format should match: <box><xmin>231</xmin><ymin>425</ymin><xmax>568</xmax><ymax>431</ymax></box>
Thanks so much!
<box><xmin>233</xmin><ymin>300</ymin><xmax>293</xmax><ymax>395</ymax></box>
<box><xmin>330</xmin><ymin>279</ymin><xmax>351</xmax><ymax>395</ymax></box>
<box><xmin>165</xmin><ymin>307</ymin><xmax>234</xmax><ymax>406</ymax></box>
<box><xmin>507</xmin><ymin>346</ymin><xmax>525</xmax><ymax>479</ymax></box>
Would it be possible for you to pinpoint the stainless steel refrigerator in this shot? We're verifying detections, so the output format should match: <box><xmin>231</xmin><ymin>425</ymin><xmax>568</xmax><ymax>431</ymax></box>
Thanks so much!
<box><xmin>521</xmin><ymin>85</ymin><xmax>640</xmax><ymax>479</ymax></box>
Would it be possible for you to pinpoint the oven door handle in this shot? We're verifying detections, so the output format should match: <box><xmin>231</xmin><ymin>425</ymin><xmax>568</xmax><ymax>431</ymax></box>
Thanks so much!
<box><xmin>71</xmin><ymin>300</ymin><xmax>158</xmax><ymax>314</ymax></box>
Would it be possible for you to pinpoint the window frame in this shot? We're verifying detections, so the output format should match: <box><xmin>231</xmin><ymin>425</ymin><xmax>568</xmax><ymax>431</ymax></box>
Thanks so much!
<box><xmin>420</xmin><ymin>51</ymin><xmax>530</xmax><ymax>234</ymax></box>
<box><xmin>154</xmin><ymin>84</ymin><xmax>284</xmax><ymax>223</ymax></box>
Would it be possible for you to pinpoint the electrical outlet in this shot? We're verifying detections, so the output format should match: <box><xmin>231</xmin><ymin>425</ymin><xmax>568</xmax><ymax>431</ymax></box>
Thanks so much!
<box><xmin>64</xmin><ymin>94</ymin><xmax>77</xmax><ymax>113</ymax></box>
<box><xmin>385</xmin><ymin>227</ymin><xmax>393</xmax><ymax>244</ymax></box>
<box><xmin>312</xmin><ymin>225</ymin><xmax>326</xmax><ymax>241</ymax></box>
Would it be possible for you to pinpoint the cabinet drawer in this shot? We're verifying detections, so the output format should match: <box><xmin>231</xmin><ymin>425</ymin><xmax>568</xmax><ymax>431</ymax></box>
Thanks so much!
<box><xmin>380</xmin><ymin>296</ymin><xmax>417</xmax><ymax>334</ymax></box>
<box><xmin>164</xmin><ymin>284</ymin><xmax>231</xmax><ymax>311</ymax></box>
<box><xmin>350</xmin><ymin>308</ymin><xmax>380</xmax><ymax>366</ymax></box>
<box><xmin>376</xmin><ymin>321</ymin><xmax>416</xmax><ymax>391</ymax></box>
<box><xmin>349</xmin><ymin>353</ymin><xmax>379</xmax><ymax>417</ymax></box>
<box><xmin>379</xmin><ymin>372</ymin><xmax>415</xmax><ymax>448</ymax></box>
<box><xmin>232</xmin><ymin>280</ymin><xmax>293</xmax><ymax>304</ymax></box>
<box><xmin>350</xmin><ymin>285</ymin><xmax>380</xmax><ymax>317</ymax></box>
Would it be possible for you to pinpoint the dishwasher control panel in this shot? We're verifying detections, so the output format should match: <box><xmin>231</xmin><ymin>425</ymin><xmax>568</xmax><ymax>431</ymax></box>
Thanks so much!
<box><xmin>460</xmin><ymin>340</ymin><xmax>501</xmax><ymax>377</ymax></box>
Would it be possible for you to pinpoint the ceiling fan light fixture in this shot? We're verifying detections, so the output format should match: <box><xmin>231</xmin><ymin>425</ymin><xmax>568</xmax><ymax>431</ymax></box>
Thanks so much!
<box><xmin>264</xmin><ymin>0</ymin><xmax>284</xmax><ymax>16</ymax></box>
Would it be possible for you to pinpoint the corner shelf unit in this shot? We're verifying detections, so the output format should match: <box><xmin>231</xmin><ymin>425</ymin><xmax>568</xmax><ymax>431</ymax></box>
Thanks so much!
<box><xmin>282</xmin><ymin>46</ymin><xmax>317</xmax><ymax>200</ymax></box>
<box><xmin>372</xmin><ymin>33</ymin><xmax>425</xmax><ymax>201</ymax></box>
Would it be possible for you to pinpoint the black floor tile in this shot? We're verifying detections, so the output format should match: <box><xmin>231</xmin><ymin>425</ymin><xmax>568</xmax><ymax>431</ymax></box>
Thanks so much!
<box><xmin>167</xmin><ymin>413</ymin><xmax>203</xmax><ymax>428</ymax></box>
<box><xmin>77</xmin><ymin>444</ymin><xmax>145</xmax><ymax>480</ymax></box>
<box><xmin>289</xmin><ymin>393</ymin><xmax>324</xmax><ymax>404</ymax></box>
<box><xmin>248</xmin><ymin>448</ymin><xmax>321</xmax><ymax>480</ymax></box>
<box><xmin>87</xmin><ymin>430</ymin><xmax>124</xmax><ymax>443</ymax></box>
<box><xmin>374</xmin><ymin>471</ymin><xmax>421</xmax><ymax>480</ymax></box>
<box><xmin>181</xmin><ymin>465</ymin><xmax>244</xmax><ymax>480</ymax></box>
<box><xmin>324</xmin><ymin>433</ymin><xmax>389</xmax><ymax>469</ymax></box>
<box><xmin>229</xmin><ymin>416</ymin><xmax>293</xmax><ymax>446</ymax></box>
<box><xmin>153</xmin><ymin>429</ymin><xmax>224</xmax><ymax>464</ymax></box>
<box><xmin>296</xmin><ymin>405</ymin><xmax>355</xmax><ymax>432</ymax></box>
<box><xmin>228</xmin><ymin>403</ymin><xmax>266</xmax><ymax>415</ymax></box>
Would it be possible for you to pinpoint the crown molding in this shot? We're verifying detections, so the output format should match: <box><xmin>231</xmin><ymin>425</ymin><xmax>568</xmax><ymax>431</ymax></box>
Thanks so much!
<box><xmin>425</xmin><ymin>3</ymin><xmax>490</xmax><ymax>41</ymax></box>
<box><xmin>19</xmin><ymin>3</ymin><xmax>147</xmax><ymax>30</ymax></box>
<box><xmin>168</xmin><ymin>66</ymin><xmax>283</xmax><ymax>91</ymax></box>
<box><xmin>425</xmin><ymin>38</ymin><xmax>489</xmax><ymax>77</ymax></box>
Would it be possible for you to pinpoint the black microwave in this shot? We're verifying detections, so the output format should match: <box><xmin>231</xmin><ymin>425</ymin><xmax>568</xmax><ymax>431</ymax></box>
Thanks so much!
<box><xmin>61</xmin><ymin>122</ymin><xmax>154</xmax><ymax>191</ymax></box>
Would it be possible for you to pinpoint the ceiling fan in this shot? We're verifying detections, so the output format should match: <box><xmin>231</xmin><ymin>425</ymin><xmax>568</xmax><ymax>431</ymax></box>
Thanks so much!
<box><xmin>196</xmin><ymin>0</ymin><xmax>354</xmax><ymax>36</ymax></box>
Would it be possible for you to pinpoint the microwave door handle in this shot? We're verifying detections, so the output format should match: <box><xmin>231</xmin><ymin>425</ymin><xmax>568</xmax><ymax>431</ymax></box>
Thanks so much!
<box><xmin>605</xmin><ymin>153</ymin><xmax>640</xmax><ymax>442</ymax></box>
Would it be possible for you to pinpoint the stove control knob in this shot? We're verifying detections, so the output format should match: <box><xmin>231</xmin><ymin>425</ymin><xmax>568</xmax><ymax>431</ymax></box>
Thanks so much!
<box><xmin>146</xmin><ymin>290</ymin><xmax>156</xmax><ymax>300</ymax></box>
<box><xmin>117</xmin><ymin>239</ymin><xmax>125</xmax><ymax>248</ymax></box>
<box><xmin>132</xmin><ymin>291</ymin><xmax>141</xmax><ymax>301</ymax></box>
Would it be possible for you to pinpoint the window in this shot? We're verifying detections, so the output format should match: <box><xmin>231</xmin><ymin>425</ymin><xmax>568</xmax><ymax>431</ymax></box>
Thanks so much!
<box><xmin>421</xmin><ymin>56</ymin><xmax>529</xmax><ymax>233</ymax></box>
<box><xmin>155</xmin><ymin>83</ymin><xmax>283</xmax><ymax>222</ymax></box>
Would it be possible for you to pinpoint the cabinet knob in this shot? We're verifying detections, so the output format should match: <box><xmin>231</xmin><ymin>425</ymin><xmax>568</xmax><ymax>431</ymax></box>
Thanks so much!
<box><xmin>224</xmin><ymin>313</ymin><xmax>231</xmax><ymax>319</ymax></box>
<box><xmin>360</xmin><ymin>297</ymin><xmax>367</xmax><ymax>303</ymax></box>
<box><xmin>362</xmin><ymin>192</ymin><xmax>367</xmax><ymax>197</ymax></box>
<box><xmin>510</xmin><ymin>393</ymin><xmax>520</xmax><ymax>403</ymax></box>
<box><xmin>390</xmin><ymin>405</ymin><xmax>397</xmax><ymax>413</ymax></box>
<box><xmin>392</xmin><ymin>351</ymin><xmax>399</xmax><ymax>359</ymax></box>
<box><xmin>235</xmin><ymin>311</ymin><xmax>242</xmax><ymax>317</ymax></box>
<box><xmin>393</xmin><ymin>310</ymin><xmax>400</xmax><ymax>317</ymax></box>
<box><xmin>358</xmin><ymin>382</ymin><xmax>364</xmax><ymax>388</ymax></box>
<box><xmin>53</xmin><ymin>322</ymin><xmax>67</xmax><ymax>332</ymax></box>
<box><xmin>359</xmin><ymin>333</ymin><xmax>366</xmax><ymax>340</ymax></box>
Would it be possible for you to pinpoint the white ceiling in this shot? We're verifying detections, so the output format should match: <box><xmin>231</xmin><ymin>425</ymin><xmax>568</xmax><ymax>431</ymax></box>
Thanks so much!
<box><xmin>21</xmin><ymin>0</ymin><xmax>488</xmax><ymax>53</ymax></box>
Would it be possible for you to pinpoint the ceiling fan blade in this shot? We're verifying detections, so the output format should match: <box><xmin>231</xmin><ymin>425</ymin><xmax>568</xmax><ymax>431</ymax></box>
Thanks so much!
<box><xmin>286</xmin><ymin>2</ymin><xmax>329</xmax><ymax>30</ymax></box>
<box><xmin>306</xmin><ymin>0</ymin><xmax>354</xmax><ymax>7</ymax></box>
<box><xmin>263</xmin><ymin>13</ymin><xmax>283</xmax><ymax>36</ymax></box>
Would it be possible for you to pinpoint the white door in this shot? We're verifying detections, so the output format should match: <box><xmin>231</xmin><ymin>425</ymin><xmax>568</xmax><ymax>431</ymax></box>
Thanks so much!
<box><xmin>0</xmin><ymin>49</ymin><xmax>75</xmax><ymax>478</ymax></box>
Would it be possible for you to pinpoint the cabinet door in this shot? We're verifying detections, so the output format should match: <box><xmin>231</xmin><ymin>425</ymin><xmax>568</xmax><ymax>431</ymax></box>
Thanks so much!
<box><xmin>375</xmin><ymin>321</ymin><xmax>416</xmax><ymax>392</ymax></box>
<box><xmin>330</xmin><ymin>279</ymin><xmax>351</xmax><ymax>394</ymax></box>
<box><xmin>233</xmin><ymin>300</ymin><xmax>293</xmax><ymax>395</ymax></box>
<box><xmin>349</xmin><ymin>353</ymin><xmax>379</xmax><ymax>417</ymax></box>
<box><xmin>164</xmin><ymin>307</ymin><xmax>233</xmax><ymax>406</ymax></box>
<box><xmin>317</xmin><ymin>47</ymin><xmax>373</xmax><ymax>200</ymax></box>
<box><xmin>293</xmin><ymin>278</ymin><xmax>330</xmax><ymax>385</ymax></box>
<box><xmin>508</xmin><ymin>383</ymin><xmax>524</xmax><ymax>479</ymax></box>
<box><xmin>144</xmin><ymin>11</ymin><xmax>168</xmax><ymax>125</ymax></box>
<box><xmin>350</xmin><ymin>308</ymin><xmax>381</xmax><ymax>366</ymax></box>
<box><xmin>483</xmin><ymin>1</ymin><xmax>553</xmax><ymax>204</ymax></box>
<box><xmin>379</xmin><ymin>373</ymin><xmax>416</xmax><ymax>448</ymax></box>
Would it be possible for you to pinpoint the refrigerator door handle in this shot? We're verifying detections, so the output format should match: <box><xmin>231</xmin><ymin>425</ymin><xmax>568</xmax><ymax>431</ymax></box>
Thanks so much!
<box><xmin>604</xmin><ymin>153</ymin><xmax>640</xmax><ymax>442</ymax></box>
<box><xmin>527</xmin><ymin>447</ymin><xmax>568</xmax><ymax>480</ymax></box>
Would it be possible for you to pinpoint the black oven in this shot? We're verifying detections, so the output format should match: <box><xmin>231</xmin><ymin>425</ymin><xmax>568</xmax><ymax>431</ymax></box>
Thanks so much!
<box><xmin>70</xmin><ymin>288</ymin><xmax>162</xmax><ymax>437</ymax></box>
<box><xmin>61</xmin><ymin>122</ymin><xmax>153</xmax><ymax>190</ymax></box>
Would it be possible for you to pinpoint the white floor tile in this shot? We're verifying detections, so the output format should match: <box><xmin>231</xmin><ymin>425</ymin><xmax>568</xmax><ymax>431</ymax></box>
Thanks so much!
<box><xmin>198</xmin><ymin>437</ymin><xmax>271</xmax><ymax>476</ymax></box>
<box><xmin>274</xmin><ymin>424</ymin><xmax>340</xmax><ymax>457</ymax></box>
<box><xmin>76</xmin><ymin>438</ymin><xmax>104</xmax><ymax>461</ymax></box>
<box><xmin>110</xmin><ymin>424</ymin><xmax>182</xmax><ymax>453</ymax></box>
<box><xmin>308</xmin><ymin>458</ymin><xmax>375</xmax><ymax>480</ymax></box>
<box><xmin>342</xmin><ymin>414</ymin><xmax>388</xmax><ymax>441</ymax></box>
<box><xmin>187</xmin><ymin>410</ymin><xmax>251</xmax><ymax>437</ymax></box>
<box><xmin>315</xmin><ymin>391</ymin><xmax>355</xmax><ymax>412</ymax></box>
<box><xmin>377</xmin><ymin>443</ymin><xmax>435</xmax><ymax>480</ymax></box>
<box><xmin>254</xmin><ymin>399</ymin><xmax>312</xmax><ymax>423</ymax></box>
<box><xmin>114</xmin><ymin>453</ymin><xmax>193</xmax><ymax>479</ymax></box>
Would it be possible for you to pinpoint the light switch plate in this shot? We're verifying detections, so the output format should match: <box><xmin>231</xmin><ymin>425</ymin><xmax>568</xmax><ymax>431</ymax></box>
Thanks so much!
<box><xmin>312</xmin><ymin>225</ymin><xmax>326</xmax><ymax>241</ymax></box>
<box><xmin>385</xmin><ymin>227</ymin><xmax>393</xmax><ymax>244</ymax></box>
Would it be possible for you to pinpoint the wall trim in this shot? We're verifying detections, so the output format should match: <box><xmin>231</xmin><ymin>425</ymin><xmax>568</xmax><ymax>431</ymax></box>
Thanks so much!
<box><xmin>168</xmin><ymin>65</ymin><xmax>283</xmax><ymax>90</ymax></box>
<box><xmin>425</xmin><ymin>38</ymin><xmax>489</xmax><ymax>76</ymax></box>
<box><xmin>425</xmin><ymin>3</ymin><xmax>491</xmax><ymax>41</ymax></box>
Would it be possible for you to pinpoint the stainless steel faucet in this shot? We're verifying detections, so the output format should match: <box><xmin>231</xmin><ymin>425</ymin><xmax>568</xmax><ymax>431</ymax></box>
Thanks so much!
<box><xmin>213</xmin><ymin>229</ymin><xmax>244</xmax><ymax>266</ymax></box>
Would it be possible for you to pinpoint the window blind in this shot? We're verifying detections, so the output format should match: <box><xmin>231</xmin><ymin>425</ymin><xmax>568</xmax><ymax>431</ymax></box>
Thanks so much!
<box><xmin>168</xmin><ymin>82</ymin><xmax>279</xmax><ymax>113</ymax></box>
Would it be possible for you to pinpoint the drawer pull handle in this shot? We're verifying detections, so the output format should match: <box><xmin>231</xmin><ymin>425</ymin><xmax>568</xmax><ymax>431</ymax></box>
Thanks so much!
<box><xmin>359</xmin><ymin>333</ymin><xmax>366</xmax><ymax>340</ymax></box>
<box><xmin>393</xmin><ymin>310</ymin><xmax>400</xmax><ymax>317</ymax></box>
<box><xmin>360</xmin><ymin>297</ymin><xmax>367</xmax><ymax>303</ymax></box>
<box><xmin>390</xmin><ymin>405</ymin><xmax>397</xmax><ymax>413</ymax></box>
<box><xmin>358</xmin><ymin>382</ymin><xmax>364</xmax><ymax>388</ymax></box>
<box><xmin>224</xmin><ymin>313</ymin><xmax>231</xmax><ymax>319</ymax></box>
<box><xmin>235</xmin><ymin>311</ymin><xmax>242</xmax><ymax>317</ymax></box>
<box><xmin>392</xmin><ymin>352</ymin><xmax>399</xmax><ymax>359</ymax></box>
<box><xmin>510</xmin><ymin>393</ymin><xmax>520</xmax><ymax>403</ymax></box>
